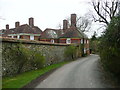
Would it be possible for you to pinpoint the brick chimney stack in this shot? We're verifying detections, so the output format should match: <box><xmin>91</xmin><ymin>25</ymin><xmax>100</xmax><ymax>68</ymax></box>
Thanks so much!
<box><xmin>71</xmin><ymin>14</ymin><xmax>76</xmax><ymax>27</ymax></box>
<box><xmin>63</xmin><ymin>19</ymin><xmax>68</xmax><ymax>30</ymax></box>
<box><xmin>6</xmin><ymin>24</ymin><xmax>9</xmax><ymax>29</ymax></box>
<box><xmin>29</xmin><ymin>17</ymin><xmax>34</xmax><ymax>27</ymax></box>
<box><xmin>15</xmin><ymin>21</ymin><xmax>20</xmax><ymax>28</ymax></box>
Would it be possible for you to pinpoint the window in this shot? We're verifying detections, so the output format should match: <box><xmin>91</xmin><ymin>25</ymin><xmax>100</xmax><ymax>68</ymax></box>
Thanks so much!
<box><xmin>51</xmin><ymin>39</ymin><xmax>54</xmax><ymax>43</ymax></box>
<box><xmin>66</xmin><ymin>38</ymin><xmax>71</xmax><ymax>44</ymax></box>
<box><xmin>87</xmin><ymin>40</ymin><xmax>89</xmax><ymax>44</ymax></box>
<box><xmin>17</xmin><ymin>35</ymin><xmax>20</xmax><ymax>39</ymax></box>
<box><xmin>84</xmin><ymin>40</ymin><xmax>86</xmax><ymax>44</ymax></box>
<box><xmin>81</xmin><ymin>39</ymin><xmax>83</xmax><ymax>44</ymax></box>
<box><xmin>30</xmin><ymin>35</ymin><xmax>34</xmax><ymax>40</ymax></box>
<box><xmin>84</xmin><ymin>48</ymin><xmax>87</xmax><ymax>54</ymax></box>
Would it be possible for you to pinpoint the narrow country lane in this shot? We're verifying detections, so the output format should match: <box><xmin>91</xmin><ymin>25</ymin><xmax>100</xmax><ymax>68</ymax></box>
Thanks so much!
<box><xmin>35</xmin><ymin>54</ymin><xmax>112</xmax><ymax>88</ymax></box>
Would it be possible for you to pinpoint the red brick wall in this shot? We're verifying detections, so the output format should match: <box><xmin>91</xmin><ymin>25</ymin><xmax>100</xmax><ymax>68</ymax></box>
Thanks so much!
<box><xmin>59</xmin><ymin>38</ymin><xmax>81</xmax><ymax>44</ymax></box>
<box><xmin>34</xmin><ymin>36</ymin><xmax>39</xmax><ymax>40</ymax></box>
<box><xmin>71</xmin><ymin>39</ymin><xmax>80</xmax><ymax>43</ymax></box>
<box><xmin>8</xmin><ymin>36</ymin><xmax>11</xmax><ymax>38</ymax></box>
<box><xmin>13</xmin><ymin>36</ymin><xmax>17</xmax><ymax>38</ymax></box>
<box><xmin>40</xmin><ymin>38</ymin><xmax>90</xmax><ymax>55</ymax></box>
<box><xmin>20</xmin><ymin>35</ymin><xmax>30</xmax><ymax>40</ymax></box>
<box><xmin>39</xmin><ymin>39</ymin><xmax>46</xmax><ymax>42</ymax></box>
<box><xmin>59</xmin><ymin>39</ymin><xmax>66</xmax><ymax>43</ymax></box>
<box><xmin>54</xmin><ymin>39</ymin><xmax>59</xmax><ymax>43</ymax></box>
<box><xmin>84</xmin><ymin>39</ymin><xmax>90</xmax><ymax>55</ymax></box>
<box><xmin>40</xmin><ymin>39</ymin><xmax>58</xmax><ymax>43</ymax></box>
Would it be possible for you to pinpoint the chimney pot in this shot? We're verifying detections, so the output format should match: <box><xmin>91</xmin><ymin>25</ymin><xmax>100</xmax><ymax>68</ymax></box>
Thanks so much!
<box><xmin>71</xmin><ymin>14</ymin><xmax>76</xmax><ymax>27</ymax></box>
<box><xmin>6</xmin><ymin>24</ymin><xmax>9</xmax><ymax>29</ymax></box>
<box><xmin>15</xmin><ymin>21</ymin><xmax>20</xmax><ymax>28</ymax></box>
<box><xmin>29</xmin><ymin>17</ymin><xmax>34</xmax><ymax>27</ymax></box>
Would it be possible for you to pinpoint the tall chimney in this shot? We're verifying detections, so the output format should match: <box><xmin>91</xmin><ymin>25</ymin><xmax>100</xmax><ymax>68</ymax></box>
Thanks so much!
<box><xmin>6</xmin><ymin>24</ymin><xmax>9</xmax><ymax>29</ymax></box>
<box><xmin>15</xmin><ymin>21</ymin><xmax>20</xmax><ymax>28</ymax></box>
<box><xmin>29</xmin><ymin>17</ymin><xmax>34</xmax><ymax>27</ymax></box>
<box><xmin>63</xmin><ymin>19</ymin><xmax>68</xmax><ymax>30</ymax></box>
<box><xmin>71</xmin><ymin>14</ymin><xmax>76</xmax><ymax>27</ymax></box>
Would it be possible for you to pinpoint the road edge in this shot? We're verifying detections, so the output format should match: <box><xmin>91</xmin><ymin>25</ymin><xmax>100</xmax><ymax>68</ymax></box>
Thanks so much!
<box><xmin>21</xmin><ymin>67</ymin><xmax>60</xmax><ymax>88</ymax></box>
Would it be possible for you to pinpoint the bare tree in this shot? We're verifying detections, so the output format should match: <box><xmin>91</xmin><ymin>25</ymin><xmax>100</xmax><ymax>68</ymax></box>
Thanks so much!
<box><xmin>91</xmin><ymin>0</ymin><xmax>119</xmax><ymax>25</ymax></box>
<box><xmin>76</xmin><ymin>15</ymin><xmax>92</xmax><ymax>32</ymax></box>
<box><xmin>56</xmin><ymin>23</ymin><xmax>62</xmax><ymax>29</ymax></box>
<box><xmin>65</xmin><ymin>14</ymin><xmax>92</xmax><ymax>32</ymax></box>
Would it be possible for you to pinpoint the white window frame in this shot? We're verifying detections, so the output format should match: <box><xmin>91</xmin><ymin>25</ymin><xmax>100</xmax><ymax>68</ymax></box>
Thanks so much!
<box><xmin>84</xmin><ymin>48</ymin><xmax>87</xmax><ymax>54</ymax></box>
<box><xmin>81</xmin><ymin>39</ymin><xmax>83</xmax><ymax>44</ymax></box>
<box><xmin>87</xmin><ymin>40</ymin><xmax>89</xmax><ymax>44</ymax></box>
<box><xmin>84</xmin><ymin>40</ymin><xmax>86</xmax><ymax>44</ymax></box>
<box><xmin>66</xmin><ymin>38</ymin><xmax>71</xmax><ymax>44</ymax></box>
<box><xmin>17</xmin><ymin>35</ymin><xmax>20</xmax><ymax>39</ymax></box>
<box><xmin>30</xmin><ymin>35</ymin><xmax>34</xmax><ymax>40</ymax></box>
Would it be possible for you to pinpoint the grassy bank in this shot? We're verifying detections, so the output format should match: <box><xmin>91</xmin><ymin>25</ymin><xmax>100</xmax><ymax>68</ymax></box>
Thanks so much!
<box><xmin>2</xmin><ymin>61</ymin><xmax>70</xmax><ymax>88</ymax></box>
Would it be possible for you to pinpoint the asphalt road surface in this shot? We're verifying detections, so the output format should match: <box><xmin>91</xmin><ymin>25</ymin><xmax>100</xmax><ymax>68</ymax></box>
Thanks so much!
<box><xmin>35</xmin><ymin>54</ymin><xmax>111</xmax><ymax>88</ymax></box>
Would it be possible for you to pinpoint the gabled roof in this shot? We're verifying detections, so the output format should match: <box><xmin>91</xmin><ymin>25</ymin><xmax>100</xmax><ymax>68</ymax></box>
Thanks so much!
<box><xmin>59</xmin><ymin>26</ymin><xmax>88</xmax><ymax>39</ymax></box>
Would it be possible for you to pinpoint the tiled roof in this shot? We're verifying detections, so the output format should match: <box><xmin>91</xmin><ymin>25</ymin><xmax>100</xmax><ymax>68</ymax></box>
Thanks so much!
<box><xmin>2</xmin><ymin>24</ymin><xmax>42</xmax><ymax>37</ymax></box>
<box><xmin>60</xmin><ymin>26</ymin><xmax>88</xmax><ymax>39</ymax></box>
<box><xmin>40</xmin><ymin>27</ymin><xmax>88</xmax><ymax>39</ymax></box>
<box><xmin>13</xmin><ymin>24</ymin><xmax>42</xmax><ymax>34</ymax></box>
<box><xmin>52</xmin><ymin>29</ymin><xmax>64</xmax><ymax>37</ymax></box>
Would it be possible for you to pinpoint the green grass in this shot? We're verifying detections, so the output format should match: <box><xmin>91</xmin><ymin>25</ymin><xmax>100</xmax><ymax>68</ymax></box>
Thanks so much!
<box><xmin>2</xmin><ymin>61</ymin><xmax>70</xmax><ymax>89</ymax></box>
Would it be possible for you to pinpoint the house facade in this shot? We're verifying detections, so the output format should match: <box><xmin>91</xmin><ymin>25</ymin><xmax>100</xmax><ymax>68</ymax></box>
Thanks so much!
<box><xmin>1</xmin><ymin>14</ymin><xmax>90</xmax><ymax>54</ymax></box>
<box><xmin>39</xmin><ymin>14</ymin><xmax>90</xmax><ymax>54</ymax></box>
<box><xmin>2</xmin><ymin>17</ymin><xmax>42</xmax><ymax>40</ymax></box>
<box><xmin>59</xmin><ymin>14</ymin><xmax>89</xmax><ymax>54</ymax></box>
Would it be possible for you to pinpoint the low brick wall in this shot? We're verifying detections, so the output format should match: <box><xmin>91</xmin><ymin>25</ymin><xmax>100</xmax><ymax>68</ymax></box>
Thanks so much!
<box><xmin>2</xmin><ymin>38</ymin><xmax>73</xmax><ymax>76</ymax></box>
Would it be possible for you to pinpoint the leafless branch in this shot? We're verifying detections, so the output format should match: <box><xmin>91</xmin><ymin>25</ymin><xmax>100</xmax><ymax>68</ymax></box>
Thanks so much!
<box><xmin>91</xmin><ymin>0</ymin><xmax>119</xmax><ymax>25</ymax></box>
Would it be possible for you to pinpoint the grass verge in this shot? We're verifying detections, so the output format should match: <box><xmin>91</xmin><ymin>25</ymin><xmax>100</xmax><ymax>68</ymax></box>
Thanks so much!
<box><xmin>2</xmin><ymin>61</ymin><xmax>70</xmax><ymax>89</ymax></box>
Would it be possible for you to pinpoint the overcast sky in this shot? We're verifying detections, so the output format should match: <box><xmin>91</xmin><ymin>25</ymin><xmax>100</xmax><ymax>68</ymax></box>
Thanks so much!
<box><xmin>0</xmin><ymin>0</ymin><xmax>104</xmax><ymax>38</ymax></box>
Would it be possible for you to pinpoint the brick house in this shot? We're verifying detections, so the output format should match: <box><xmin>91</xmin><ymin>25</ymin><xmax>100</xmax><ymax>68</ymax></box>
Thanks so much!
<box><xmin>59</xmin><ymin>14</ymin><xmax>89</xmax><ymax>54</ymax></box>
<box><xmin>1</xmin><ymin>14</ymin><xmax>90</xmax><ymax>54</ymax></box>
<box><xmin>39</xmin><ymin>14</ymin><xmax>90</xmax><ymax>54</ymax></box>
<box><xmin>39</xmin><ymin>14</ymin><xmax>89</xmax><ymax>45</ymax></box>
<box><xmin>2</xmin><ymin>17</ymin><xmax>42</xmax><ymax>40</ymax></box>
